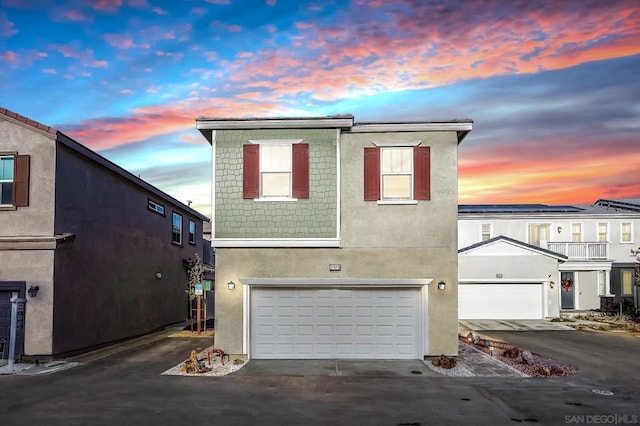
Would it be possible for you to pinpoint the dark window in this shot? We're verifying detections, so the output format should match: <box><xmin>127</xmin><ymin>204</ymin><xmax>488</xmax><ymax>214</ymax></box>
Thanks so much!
<box><xmin>147</xmin><ymin>199</ymin><xmax>165</xmax><ymax>215</ymax></box>
<box><xmin>172</xmin><ymin>212</ymin><xmax>182</xmax><ymax>245</ymax></box>
<box><xmin>188</xmin><ymin>220</ymin><xmax>196</xmax><ymax>245</ymax></box>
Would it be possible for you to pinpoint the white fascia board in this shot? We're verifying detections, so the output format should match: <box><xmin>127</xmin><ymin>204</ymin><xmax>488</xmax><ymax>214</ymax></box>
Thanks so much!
<box><xmin>196</xmin><ymin>117</ymin><xmax>354</xmax><ymax>130</ymax></box>
<box><xmin>212</xmin><ymin>238</ymin><xmax>341</xmax><ymax>248</ymax></box>
<box><xmin>350</xmin><ymin>122</ymin><xmax>473</xmax><ymax>133</ymax></box>
<box><xmin>560</xmin><ymin>261</ymin><xmax>612</xmax><ymax>271</ymax></box>
<box><xmin>239</xmin><ymin>278</ymin><xmax>433</xmax><ymax>287</ymax></box>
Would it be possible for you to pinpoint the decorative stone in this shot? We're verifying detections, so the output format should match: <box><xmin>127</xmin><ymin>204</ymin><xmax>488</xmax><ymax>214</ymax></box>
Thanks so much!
<box><xmin>503</xmin><ymin>346</ymin><xmax>520</xmax><ymax>358</ymax></box>
<box><xmin>432</xmin><ymin>355</ymin><xmax>457</xmax><ymax>369</ymax></box>
<box><xmin>521</xmin><ymin>350</ymin><xmax>534</xmax><ymax>365</ymax></box>
<box><xmin>473</xmin><ymin>335</ymin><xmax>481</xmax><ymax>345</ymax></box>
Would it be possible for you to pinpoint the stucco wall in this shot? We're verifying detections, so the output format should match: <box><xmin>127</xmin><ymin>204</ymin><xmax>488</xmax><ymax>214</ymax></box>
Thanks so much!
<box><xmin>50</xmin><ymin>143</ymin><xmax>204</xmax><ymax>355</ymax></box>
<box><xmin>215</xmin><ymin>129</ymin><xmax>337</xmax><ymax>238</ymax></box>
<box><xmin>0</xmin><ymin>119</ymin><xmax>55</xmax><ymax>235</ymax></box>
<box><xmin>0</xmin><ymin>251</ymin><xmax>54</xmax><ymax>355</ymax></box>
<box><xmin>214</xmin><ymin>129</ymin><xmax>460</xmax><ymax>356</ymax></box>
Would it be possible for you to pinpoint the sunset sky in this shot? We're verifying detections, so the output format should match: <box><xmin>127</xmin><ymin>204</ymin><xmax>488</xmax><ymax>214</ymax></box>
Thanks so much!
<box><xmin>1</xmin><ymin>0</ymin><xmax>639</xmax><ymax>217</ymax></box>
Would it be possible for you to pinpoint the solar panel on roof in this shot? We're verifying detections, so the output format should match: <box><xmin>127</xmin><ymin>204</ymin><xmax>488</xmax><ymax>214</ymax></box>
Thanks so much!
<box><xmin>458</xmin><ymin>204</ymin><xmax>583</xmax><ymax>213</ymax></box>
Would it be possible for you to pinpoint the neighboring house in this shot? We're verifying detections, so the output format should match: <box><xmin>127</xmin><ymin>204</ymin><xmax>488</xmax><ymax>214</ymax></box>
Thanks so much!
<box><xmin>458</xmin><ymin>203</ymin><xmax>640</xmax><ymax>319</ymax></box>
<box><xmin>197</xmin><ymin>115</ymin><xmax>472</xmax><ymax>359</ymax></box>
<box><xmin>0</xmin><ymin>107</ymin><xmax>208</xmax><ymax>360</ymax></box>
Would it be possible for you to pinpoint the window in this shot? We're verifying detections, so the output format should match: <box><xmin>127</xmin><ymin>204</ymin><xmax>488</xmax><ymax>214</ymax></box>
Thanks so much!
<box><xmin>481</xmin><ymin>223</ymin><xmax>492</xmax><ymax>241</ymax></box>
<box><xmin>188</xmin><ymin>220</ymin><xmax>196</xmax><ymax>245</ymax></box>
<box><xmin>571</xmin><ymin>223</ymin><xmax>582</xmax><ymax>242</ymax></box>
<box><xmin>621</xmin><ymin>270</ymin><xmax>633</xmax><ymax>296</ymax></box>
<box><xmin>147</xmin><ymin>199</ymin><xmax>165</xmax><ymax>215</ymax></box>
<box><xmin>172</xmin><ymin>212</ymin><xmax>182</xmax><ymax>245</ymax></box>
<box><xmin>0</xmin><ymin>154</ymin><xmax>29</xmax><ymax>207</ymax></box>
<box><xmin>621</xmin><ymin>222</ymin><xmax>633</xmax><ymax>243</ymax></box>
<box><xmin>364</xmin><ymin>145</ymin><xmax>430</xmax><ymax>202</ymax></box>
<box><xmin>597</xmin><ymin>223</ymin><xmax>609</xmax><ymax>242</ymax></box>
<box><xmin>598</xmin><ymin>270</ymin><xmax>606</xmax><ymax>296</ymax></box>
<box><xmin>243</xmin><ymin>141</ymin><xmax>309</xmax><ymax>200</ymax></box>
<box><xmin>528</xmin><ymin>224</ymin><xmax>551</xmax><ymax>246</ymax></box>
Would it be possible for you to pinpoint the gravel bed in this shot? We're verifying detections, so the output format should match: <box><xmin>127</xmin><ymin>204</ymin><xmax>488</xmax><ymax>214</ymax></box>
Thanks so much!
<box><xmin>162</xmin><ymin>346</ymin><xmax>246</xmax><ymax>377</ymax></box>
<box><xmin>424</xmin><ymin>359</ymin><xmax>474</xmax><ymax>377</ymax></box>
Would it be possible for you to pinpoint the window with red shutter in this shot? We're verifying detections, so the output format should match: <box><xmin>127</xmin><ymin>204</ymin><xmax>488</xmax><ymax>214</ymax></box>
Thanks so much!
<box><xmin>13</xmin><ymin>155</ymin><xmax>30</xmax><ymax>207</ymax></box>
<box><xmin>413</xmin><ymin>146</ymin><xmax>430</xmax><ymax>200</ymax></box>
<box><xmin>292</xmin><ymin>143</ymin><xmax>309</xmax><ymax>198</ymax></box>
<box><xmin>243</xmin><ymin>144</ymin><xmax>259</xmax><ymax>199</ymax></box>
<box><xmin>363</xmin><ymin>145</ymin><xmax>430</xmax><ymax>202</ymax></box>
<box><xmin>363</xmin><ymin>147</ymin><xmax>380</xmax><ymax>201</ymax></box>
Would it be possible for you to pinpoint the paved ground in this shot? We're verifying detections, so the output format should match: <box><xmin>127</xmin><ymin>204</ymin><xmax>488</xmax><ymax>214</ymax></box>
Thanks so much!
<box><xmin>459</xmin><ymin>319</ymin><xmax>575</xmax><ymax>331</ymax></box>
<box><xmin>1</xmin><ymin>328</ymin><xmax>639</xmax><ymax>425</ymax></box>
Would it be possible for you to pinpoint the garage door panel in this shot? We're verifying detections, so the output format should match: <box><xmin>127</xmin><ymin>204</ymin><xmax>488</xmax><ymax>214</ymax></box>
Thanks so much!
<box><xmin>459</xmin><ymin>283</ymin><xmax>543</xmax><ymax>320</ymax></box>
<box><xmin>251</xmin><ymin>288</ymin><xmax>421</xmax><ymax>359</ymax></box>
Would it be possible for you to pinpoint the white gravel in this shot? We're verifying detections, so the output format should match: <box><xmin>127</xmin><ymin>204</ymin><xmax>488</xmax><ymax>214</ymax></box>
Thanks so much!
<box><xmin>161</xmin><ymin>346</ymin><xmax>246</xmax><ymax>377</ymax></box>
<box><xmin>424</xmin><ymin>360</ymin><xmax>475</xmax><ymax>377</ymax></box>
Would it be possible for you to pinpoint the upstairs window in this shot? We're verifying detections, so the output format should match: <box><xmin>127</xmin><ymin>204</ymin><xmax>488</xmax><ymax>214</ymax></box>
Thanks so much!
<box><xmin>147</xmin><ymin>199</ymin><xmax>165</xmax><ymax>215</ymax></box>
<box><xmin>571</xmin><ymin>223</ymin><xmax>582</xmax><ymax>242</ymax></box>
<box><xmin>481</xmin><ymin>223</ymin><xmax>492</xmax><ymax>241</ymax></box>
<box><xmin>0</xmin><ymin>154</ymin><xmax>29</xmax><ymax>207</ymax></box>
<box><xmin>621</xmin><ymin>270</ymin><xmax>633</xmax><ymax>296</ymax></box>
<box><xmin>528</xmin><ymin>224</ymin><xmax>551</xmax><ymax>246</ymax></box>
<box><xmin>597</xmin><ymin>223</ymin><xmax>608</xmax><ymax>242</ymax></box>
<box><xmin>188</xmin><ymin>220</ymin><xmax>196</xmax><ymax>245</ymax></box>
<box><xmin>364</xmin><ymin>145</ymin><xmax>430</xmax><ymax>202</ymax></box>
<box><xmin>243</xmin><ymin>140</ymin><xmax>309</xmax><ymax>200</ymax></box>
<box><xmin>172</xmin><ymin>212</ymin><xmax>183</xmax><ymax>245</ymax></box>
<box><xmin>621</xmin><ymin>222</ymin><xmax>633</xmax><ymax>243</ymax></box>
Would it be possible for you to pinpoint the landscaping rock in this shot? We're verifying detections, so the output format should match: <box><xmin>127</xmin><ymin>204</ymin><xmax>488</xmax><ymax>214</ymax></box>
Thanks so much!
<box><xmin>431</xmin><ymin>355</ymin><xmax>457</xmax><ymax>369</ymax></box>
<box><xmin>503</xmin><ymin>346</ymin><xmax>520</xmax><ymax>358</ymax></box>
<box><xmin>521</xmin><ymin>350</ymin><xmax>534</xmax><ymax>365</ymax></box>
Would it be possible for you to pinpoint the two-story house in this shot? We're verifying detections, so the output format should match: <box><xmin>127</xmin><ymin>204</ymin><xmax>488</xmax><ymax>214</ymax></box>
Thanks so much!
<box><xmin>197</xmin><ymin>115</ymin><xmax>472</xmax><ymax>359</ymax></box>
<box><xmin>0</xmin><ymin>107</ymin><xmax>208</xmax><ymax>361</ymax></box>
<box><xmin>457</xmin><ymin>202</ymin><xmax>640</xmax><ymax>320</ymax></box>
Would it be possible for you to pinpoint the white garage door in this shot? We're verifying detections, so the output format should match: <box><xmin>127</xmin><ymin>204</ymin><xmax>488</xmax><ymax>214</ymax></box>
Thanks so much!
<box><xmin>458</xmin><ymin>283</ymin><xmax>543</xmax><ymax>320</ymax></box>
<box><xmin>251</xmin><ymin>287</ymin><xmax>421</xmax><ymax>359</ymax></box>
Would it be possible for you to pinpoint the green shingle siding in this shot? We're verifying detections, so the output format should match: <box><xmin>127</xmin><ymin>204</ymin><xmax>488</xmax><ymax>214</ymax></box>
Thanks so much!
<box><xmin>215</xmin><ymin>129</ymin><xmax>337</xmax><ymax>238</ymax></box>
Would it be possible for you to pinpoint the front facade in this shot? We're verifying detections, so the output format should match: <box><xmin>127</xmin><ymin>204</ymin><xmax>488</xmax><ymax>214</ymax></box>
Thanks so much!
<box><xmin>197</xmin><ymin>115</ymin><xmax>472</xmax><ymax>359</ymax></box>
<box><xmin>458</xmin><ymin>203</ymin><xmax>640</xmax><ymax>319</ymax></box>
<box><xmin>0</xmin><ymin>108</ymin><xmax>208</xmax><ymax>359</ymax></box>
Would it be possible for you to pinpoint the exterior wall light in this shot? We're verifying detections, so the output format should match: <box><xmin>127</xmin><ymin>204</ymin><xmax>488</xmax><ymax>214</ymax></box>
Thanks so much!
<box><xmin>437</xmin><ymin>281</ymin><xmax>446</xmax><ymax>291</ymax></box>
<box><xmin>557</xmin><ymin>226</ymin><xmax>563</xmax><ymax>233</ymax></box>
<box><xmin>28</xmin><ymin>285</ymin><xmax>39</xmax><ymax>298</ymax></box>
<box><xmin>227</xmin><ymin>281</ymin><xmax>236</xmax><ymax>291</ymax></box>
<box><xmin>549</xmin><ymin>281</ymin><xmax>556</xmax><ymax>289</ymax></box>
<box><xmin>155</xmin><ymin>272</ymin><xmax>162</xmax><ymax>279</ymax></box>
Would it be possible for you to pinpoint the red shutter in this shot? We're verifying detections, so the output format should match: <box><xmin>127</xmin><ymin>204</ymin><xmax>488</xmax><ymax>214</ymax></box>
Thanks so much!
<box><xmin>363</xmin><ymin>147</ymin><xmax>380</xmax><ymax>201</ymax></box>
<box><xmin>243</xmin><ymin>144</ymin><xmax>259</xmax><ymax>199</ymax></box>
<box><xmin>292</xmin><ymin>143</ymin><xmax>309</xmax><ymax>198</ymax></box>
<box><xmin>413</xmin><ymin>146</ymin><xmax>430</xmax><ymax>201</ymax></box>
<box><xmin>13</xmin><ymin>154</ymin><xmax>30</xmax><ymax>207</ymax></box>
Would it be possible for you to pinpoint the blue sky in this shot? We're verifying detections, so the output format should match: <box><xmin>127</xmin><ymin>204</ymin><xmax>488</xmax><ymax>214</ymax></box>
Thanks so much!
<box><xmin>1</xmin><ymin>0</ymin><xmax>639</xmax><ymax>217</ymax></box>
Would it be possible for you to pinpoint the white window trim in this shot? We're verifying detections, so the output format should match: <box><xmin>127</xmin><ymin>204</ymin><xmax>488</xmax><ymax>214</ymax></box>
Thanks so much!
<box><xmin>377</xmin><ymin>200</ymin><xmax>418</xmax><ymax>205</ymax></box>
<box><xmin>621</xmin><ymin>269</ymin><xmax>634</xmax><ymax>296</ymax></box>
<box><xmin>620</xmin><ymin>222</ymin><xmax>634</xmax><ymax>244</ymax></box>
<box><xmin>372</xmin><ymin>140</ymin><xmax>421</xmax><ymax>147</ymax></box>
<box><xmin>0</xmin><ymin>155</ymin><xmax>14</xmax><ymax>207</ymax></box>
<box><xmin>526</xmin><ymin>223</ymin><xmax>553</xmax><ymax>245</ymax></box>
<box><xmin>597</xmin><ymin>222</ymin><xmax>609</xmax><ymax>242</ymax></box>
<box><xmin>570</xmin><ymin>222</ymin><xmax>583</xmax><ymax>242</ymax></box>
<box><xmin>249</xmin><ymin>139</ymin><xmax>303</xmax><ymax>201</ymax></box>
<box><xmin>481</xmin><ymin>223</ymin><xmax>492</xmax><ymax>241</ymax></box>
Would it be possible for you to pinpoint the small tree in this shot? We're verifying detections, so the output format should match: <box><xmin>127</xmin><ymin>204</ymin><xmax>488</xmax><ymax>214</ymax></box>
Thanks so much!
<box><xmin>184</xmin><ymin>253</ymin><xmax>204</xmax><ymax>330</ymax></box>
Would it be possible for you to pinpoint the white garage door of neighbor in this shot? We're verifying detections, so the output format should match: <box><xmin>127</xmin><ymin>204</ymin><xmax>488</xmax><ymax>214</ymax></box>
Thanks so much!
<box><xmin>250</xmin><ymin>287</ymin><xmax>421</xmax><ymax>359</ymax></box>
<box><xmin>458</xmin><ymin>283</ymin><xmax>543</xmax><ymax>320</ymax></box>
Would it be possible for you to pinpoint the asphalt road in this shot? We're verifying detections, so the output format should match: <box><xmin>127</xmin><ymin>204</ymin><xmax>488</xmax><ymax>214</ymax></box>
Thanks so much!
<box><xmin>1</xmin><ymin>331</ymin><xmax>639</xmax><ymax>426</ymax></box>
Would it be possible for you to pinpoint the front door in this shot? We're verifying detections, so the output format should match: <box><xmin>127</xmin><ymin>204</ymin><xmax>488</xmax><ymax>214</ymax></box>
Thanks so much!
<box><xmin>561</xmin><ymin>272</ymin><xmax>575</xmax><ymax>309</ymax></box>
<box><xmin>0</xmin><ymin>282</ymin><xmax>26</xmax><ymax>361</ymax></box>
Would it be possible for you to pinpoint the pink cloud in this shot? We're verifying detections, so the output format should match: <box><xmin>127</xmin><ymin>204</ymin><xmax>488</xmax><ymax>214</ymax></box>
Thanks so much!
<box><xmin>93</xmin><ymin>0</ymin><xmax>122</xmax><ymax>12</ymax></box>
<box><xmin>0</xmin><ymin>12</ymin><xmax>18</xmax><ymax>37</ymax></box>
<box><xmin>0</xmin><ymin>51</ymin><xmax>18</xmax><ymax>63</ymax></box>
<box><xmin>62</xmin><ymin>9</ymin><xmax>91</xmax><ymax>22</ymax></box>
<box><xmin>204</xmin><ymin>0</ymin><xmax>230</xmax><ymax>4</ymax></box>
<box><xmin>103</xmin><ymin>33</ymin><xmax>151</xmax><ymax>49</ymax></box>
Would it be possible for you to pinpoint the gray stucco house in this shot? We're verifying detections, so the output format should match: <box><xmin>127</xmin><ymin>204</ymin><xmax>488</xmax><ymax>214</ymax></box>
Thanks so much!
<box><xmin>0</xmin><ymin>107</ymin><xmax>209</xmax><ymax>360</ymax></box>
<box><xmin>197</xmin><ymin>114</ymin><xmax>472</xmax><ymax>359</ymax></box>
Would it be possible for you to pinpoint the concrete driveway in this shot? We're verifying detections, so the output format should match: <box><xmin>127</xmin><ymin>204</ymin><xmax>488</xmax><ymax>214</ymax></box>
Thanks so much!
<box><xmin>1</xmin><ymin>329</ymin><xmax>639</xmax><ymax>425</ymax></box>
<box><xmin>460</xmin><ymin>319</ymin><xmax>575</xmax><ymax>331</ymax></box>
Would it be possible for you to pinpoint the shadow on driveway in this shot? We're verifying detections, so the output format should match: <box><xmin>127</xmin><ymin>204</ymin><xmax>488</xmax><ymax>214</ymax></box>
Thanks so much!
<box><xmin>232</xmin><ymin>359</ymin><xmax>441</xmax><ymax>377</ymax></box>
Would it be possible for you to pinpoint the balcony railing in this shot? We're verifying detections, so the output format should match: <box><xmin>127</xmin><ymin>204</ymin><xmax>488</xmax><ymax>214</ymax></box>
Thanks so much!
<box><xmin>543</xmin><ymin>241</ymin><xmax>609</xmax><ymax>260</ymax></box>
